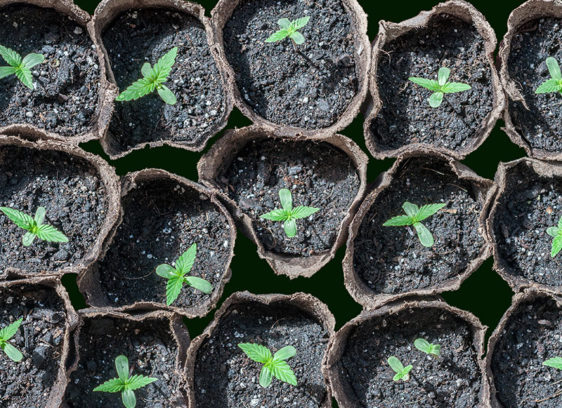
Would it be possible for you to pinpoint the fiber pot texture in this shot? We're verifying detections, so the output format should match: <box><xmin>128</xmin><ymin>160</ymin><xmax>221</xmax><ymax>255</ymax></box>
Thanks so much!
<box><xmin>77</xmin><ymin>169</ymin><xmax>236</xmax><ymax>318</ymax></box>
<box><xmin>197</xmin><ymin>126</ymin><xmax>368</xmax><ymax>279</ymax></box>
<box><xmin>325</xmin><ymin>299</ymin><xmax>489</xmax><ymax>407</ymax></box>
<box><xmin>487</xmin><ymin>158</ymin><xmax>561</xmax><ymax>294</ymax></box>
<box><xmin>211</xmin><ymin>0</ymin><xmax>370</xmax><ymax>136</ymax></box>
<box><xmin>364</xmin><ymin>0</ymin><xmax>505</xmax><ymax>160</ymax></box>
<box><xmin>486</xmin><ymin>289</ymin><xmax>562</xmax><ymax>407</ymax></box>
<box><xmin>63</xmin><ymin>309</ymin><xmax>190</xmax><ymax>407</ymax></box>
<box><xmin>344</xmin><ymin>151</ymin><xmax>494</xmax><ymax>309</ymax></box>
<box><xmin>499</xmin><ymin>0</ymin><xmax>562</xmax><ymax>162</ymax></box>
<box><xmin>0</xmin><ymin>276</ymin><xmax>78</xmax><ymax>408</ymax></box>
<box><xmin>0</xmin><ymin>0</ymin><xmax>116</xmax><ymax>144</ymax></box>
<box><xmin>0</xmin><ymin>134</ymin><xmax>120</xmax><ymax>280</ymax></box>
<box><xmin>185</xmin><ymin>291</ymin><xmax>335</xmax><ymax>408</ymax></box>
<box><xmin>93</xmin><ymin>0</ymin><xmax>232</xmax><ymax>159</ymax></box>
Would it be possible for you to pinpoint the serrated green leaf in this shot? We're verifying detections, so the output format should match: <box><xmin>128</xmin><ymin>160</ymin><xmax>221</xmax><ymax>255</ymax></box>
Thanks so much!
<box><xmin>292</xmin><ymin>16</ymin><xmax>310</xmax><ymax>30</ymax></box>
<box><xmin>260</xmin><ymin>209</ymin><xmax>289</xmax><ymax>221</ymax></box>
<box><xmin>22</xmin><ymin>53</ymin><xmax>44</xmax><ymax>69</ymax></box>
<box><xmin>153</xmin><ymin>47</ymin><xmax>177</xmax><ymax>84</ymax></box>
<box><xmin>15</xmin><ymin>66</ymin><xmax>34</xmax><ymax>89</ymax></box>
<box><xmin>0</xmin><ymin>318</ymin><xmax>23</xmax><ymax>340</ymax></box>
<box><xmin>127</xmin><ymin>374</ymin><xmax>158</xmax><ymax>390</ymax></box>
<box><xmin>552</xmin><ymin>234</ymin><xmax>562</xmax><ymax>258</ymax></box>
<box><xmin>165</xmin><ymin>276</ymin><xmax>184</xmax><ymax>306</ymax></box>
<box><xmin>387</xmin><ymin>356</ymin><xmax>404</xmax><ymax>373</ymax></box>
<box><xmin>442</xmin><ymin>82</ymin><xmax>471</xmax><ymax>93</ymax></box>
<box><xmin>22</xmin><ymin>232</ymin><xmax>36</xmax><ymax>247</ymax></box>
<box><xmin>277</xmin><ymin>18</ymin><xmax>291</xmax><ymax>29</ymax></box>
<box><xmin>0</xmin><ymin>66</ymin><xmax>16</xmax><ymax>79</ymax></box>
<box><xmin>408</xmin><ymin>77</ymin><xmax>441</xmax><ymax>92</ymax></box>
<box><xmin>429</xmin><ymin>91</ymin><xmax>444</xmax><ymax>108</ymax></box>
<box><xmin>0</xmin><ymin>45</ymin><xmax>22</xmax><ymax>67</ymax></box>
<box><xmin>122</xmin><ymin>389</ymin><xmax>136</xmax><ymax>408</ymax></box>
<box><xmin>265</xmin><ymin>29</ymin><xmax>290</xmax><ymax>43</ymax></box>
<box><xmin>115</xmin><ymin>355</ymin><xmax>130</xmax><ymax>382</ymax></box>
<box><xmin>185</xmin><ymin>276</ymin><xmax>213</xmax><ymax>294</ymax></box>
<box><xmin>0</xmin><ymin>207</ymin><xmax>34</xmax><ymax>231</ymax></box>
<box><xmin>543</xmin><ymin>357</ymin><xmax>562</xmax><ymax>370</ymax></box>
<box><xmin>273</xmin><ymin>345</ymin><xmax>296</xmax><ymax>361</ymax></box>
<box><xmin>156</xmin><ymin>264</ymin><xmax>176</xmax><ymax>279</ymax></box>
<box><xmin>416</xmin><ymin>203</ymin><xmax>446</xmax><ymax>221</ymax></box>
<box><xmin>402</xmin><ymin>202</ymin><xmax>419</xmax><ymax>218</ymax></box>
<box><xmin>93</xmin><ymin>377</ymin><xmax>126</xmax><ymax>393</ymax></box>
<box><xmin>383</xmin><ymin>215</ymin><xmax>414</xmax><ymax>227</ymax></box>
<box><xmin>259</xmin><ymin>365</ymin><xmax>273</xmax><ymax>388</ymax></box>
<box><xmin>157</xmin><ymin>84</ymin><xmax>177</xmax><ymax>105</ymax></box>
<box><xmin>238</xmin><ymin>343</ymin><xmax>272</xmax><ymax>364</ymax></box>
<box><xmin>438</xmin><ymin>67</ymin><xmax>450</xmax><ymax>86</ymax></box>
<box><xmin>414</xmin><ymin>222</ymin><xmax>434</xmax><ymax>247</ymax></box>
<box><xmin>36</xmin><ymin>224</ymin><xmax>68</xmax><ymax>243</ymax></box>
<box><xmin>535</xmin><ymin>79</ymin><xmax>562</xmax><ymax>94</ymax></box>
<box><xmin>290</xmin><ymin>31</ymin><xmax>305</xmax><ymax>45</ymax></box>
<box><xmin>2</xmin><ymin>342</ymin><xmax>23</xmax><ymax>362</ymax></box>
<box><xmin>176</xmin><ymin>243</ymin><xmax>197</xmax><ymax>274</ymax></box>
<box><xmin>116</xmin><ymin>77</ymin><xmax>155</xmax><ymax>102</ymax></box>
<box><xmin>279</xmin><ymin>189</ymin><xmax>293</xmax><ymax>211</ymax></box>
<box><xmin>269</xmin><ymin>359</ymin><xmax>297</xmax><ymax>386</ymax></box>
<box><xmin>546</xmin><ymin>57</ymin><xmax>561</xmax><ymax>80</ymax></box>
<box><xmin>291</xmin><ymin>206</ymin><xmax>319</xmax><ymax>219</ymax></box>
<box><xmin>283</xmin><ymin>219</ymin><xmax>297</xmax><ymax>238</ymax></box>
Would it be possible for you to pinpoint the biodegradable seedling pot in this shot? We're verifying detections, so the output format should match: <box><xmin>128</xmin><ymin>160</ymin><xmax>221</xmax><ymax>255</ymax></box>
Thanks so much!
<box><xmin>364</xmin><ymin>0</ymin><xmax>505</xmax><ymax>160</ymax></box>
<box><xmin>499</xmin><ymin>0</ymin><xmax>562</xmax><ymax>162</ymax></box>
<box><xmin>63</xmin><ymin>309</ymin><xmax>190</xmax><ymax>407</ymax></box>
<box><xmin>185</xmin><ymin>292</ymin><xmax>335</xmax><ymax>408</ymax></box>
<box><xmin>344</xmin><ymin>152</ymin><xmax>494</xmax><ymax>309</ymax></box>
<box><xmin>211</xmin><ymin>0</ymin><xmax>370</xmax><ymax>136</ymax></box>
<box><xmin>0</xmin><ymin>135</ymin><xmax>120</xmax><ymax>280</ymax></box>
<box><xmin>197</xmin><ymin>126</ymin><xmax>368</xmax><ymax>278</ymax></box>
<box><xmin>0</xmin><ymin>0</ymin><xmax>116</xmax><ymax>143</ymax></box>
<box><xmin>325</xmin><ymin>299</ymin><xmax>489</xmax><ymax>407</ymax></box>
<box><xmin>0</xmin><ymin>276</ymin><xmax>78</xmax><ymax>408</ymax></box>
<box><xmin>78</xmin><ymin>169</ymin><xmax>236</xmax><ymax>318</ymax></box>
<box><xmin>93</xmin><ymin>0</ymin><xmax>233</xmax><ymax>159</ymax></box>
<box><xmin>486</xmin><ymin>289</ymin><xmax>562</xmax><ymax>407</ymax></box>
<box><xmin>487</xmin><ymin>158</ymin><xmax>561</xmax><ymax>294</ymax></box>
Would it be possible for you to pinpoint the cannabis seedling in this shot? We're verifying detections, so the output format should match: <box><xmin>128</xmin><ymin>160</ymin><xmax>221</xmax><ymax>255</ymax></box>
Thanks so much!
<box><xmin>0</xmin><ymin>44</ymin><xmax>44</xmax><ymax>89</ymax></box>
<box><xmin>0</xmin><ymin>318</ymin><xmax>23</xmax><ymax>362</ymax></box>
<box><xmin>409</xmin><ymin>67</ymin><xmax>471</xmax><ymax>108</ymax></box>
<box><xmin>383</xmin><ymin>201</ymin><xmax>446</xmax><ymax>247</ymax></box>
<box><xmin>546</xmin><ymin>217</ymin><xmax>562</xmax><ymax>258</ymax></box>
<box><xmin>238</xmin><ymin>343</ymin><xmax>298</xmax><ymax>388</ymax></box>
<box><xmin>93</xmin><ymin>355</ymin><xmax>157</xmax><ymax>408</ymax></box>
<box><xmin>116</xmin><ymin>47</ymin><xmax>178</xmax><ymax>105</ymax></box>
<box><xmin>266</xmin><ymin>17</ymin><xmax>310</xmax><ymax>45</ymax></box>
<box><xmin>414</xmin><ymin>338</ymin><xmax>441</xmax><ymax>357</ymax></box>
<box><xmin>388</xmin><ymin>356</ymin><xmax>412</xmax><ymax>382</ymax></box>
<box><xmin>0</xmin><ymin>206</ymin><xmax>68</xmax><ymax>247</ymax></box>
<box><xmin>543</xmin><ymin>357</ymin><xmax>562</xmax><ymax>370</ymax></box>
<box><xmin>260</xmin><ymin>188</ymin><xmax>319</xmax><ymax>238</ymax></box>
<box><xmin>156</xmin><ymin>243</ymin><xmax>212</xmax><ymax>306</ymax></box>
<box><xmin>535</xmin><ymin>57</ymin><xmax>562</xmax><ymax>95</ymax></box>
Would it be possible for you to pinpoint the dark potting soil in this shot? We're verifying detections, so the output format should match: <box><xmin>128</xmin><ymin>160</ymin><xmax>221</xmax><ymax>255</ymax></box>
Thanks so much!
<box><xmin>370</xmin><ymin>14</ymin><xmax>494</xmax><ymax>152</ymax></box>
<box><xmin>507</xmin><ymin>17</ymin><xmax>562</xmax><ymax>154</ymax></box>
<box><xmin>223</xmin><ymin>0</ymin><xmax>359</xmax><ymax>129</ymax></box>
<box><xmin>96</xmin><ymin>178</ymin><xmax>232</xmax><ymax>309</ymax></box>
<box><xmin>491</xmin><ymin>296</ymin><xmax>562</xmax><ymax>407</ymax></box>
<box><xmin>339</xmin><ymin>306</ymin><xmax>482</xmax><ymax>407</ymax></box>
<box><xmin>102</xmin><ymin>8</ymin><xmax>227</xmax><ymax>152</ymax></box>
<box><xmin>0</xmin><ymin>146</ymin><xmax>109</xmax><ymax>275</ymax></box>
<box><xmin>492</xmin><ymin>162</ymin><xmax>561</xmax><ymax>287</ymax></box>
<box><xmin>217</xmin><ymin>138</ymin><xmax>360</xmax><ymax>256</ymax></box>
<box><xmin>194</xmin><ymin>301</ymin><xmax>330</xmax><ymax>407</ymax></box>
<box><xmin>65</xmin><ymin>316</ymin><xmax>185</xmax><ymax>407</ymax></box>
<box><xmin>0</xmin><ymin>5</ymin><xmax>101</xmax><ymax>136</ymax></box>
<box><xmin>353</xmin><ymin>156</ymin><xmax>485</xmax><ymax>295</ymax></box>
<box><xmin>0</xmin><ymin>283</ymin><xmax>67</xmax><ymax>407</ymax></box>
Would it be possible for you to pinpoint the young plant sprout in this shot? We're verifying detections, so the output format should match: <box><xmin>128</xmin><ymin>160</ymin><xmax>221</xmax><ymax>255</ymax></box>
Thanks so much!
<box><xmin>387</xmin><ymin>356</ymin><xmax>412</xmax><ymax>382</ymax></box>
<box><xmin>543</xmin><ymin>357</ymin><xmax>562</xmax><ymax>370</ymax></box>
<box><xmin>0</xmin><ymin>206</ymin><xmax>68</xmax><ymax>247</ymax></box>
<box><xmin>260</xmin><ymin>188</ymin><xmax>319</xmax><ymax>238</ymax></box>
<box><xmin>266</xmin><ymin>17</ymin><xmax>310</xmax><ymax>45</ymax></box>
<box><xmin>535</xmin><ymin>57</ymin><xmax>562</xmax><ymax>95</ymax></box>
<box><xmin>414</xmin><ymin>338</ymin><xmax>441</xmax><ymax>357</ymax></box>
<box><xmin>546</xmin><ymin>217</ymin><xmax>562</xmax><ymax>258</ymax></box>
<box><xmin>116</xmin><ymin>47</ymin><xmax>178</xmax><ymax>105</ymax></box>
<box><xmin>155</xmin><ymin>243</ymin><xmax>212</xmax><ymax>306</ymax></box>
<box><xmin>93</xmin><ymin>355</ymin><xmax>157</xmax><ymax>408</ymax></box>
<box><xmin>238</xmin><ymin>343</ymin><xmax>298</xmax><ymax>388</ymax></box>
<box><xmin>383</xmin><ymin>201</ymin><xmax>446</xmax><ymax>248</ymax></box>
<box><xmin>0</xmin><ymin>44</ymin><xmax>44</xmax><ymax>89</ymax></box>
<box><xmin>0</xmin><ymin>318</ymin><xmax>23</xmax><ymax>362</ymax></box>
<box><xmin>409</xmin><ymin>67</ymin><xmax>471</xmax><ymax>108</ymax></box>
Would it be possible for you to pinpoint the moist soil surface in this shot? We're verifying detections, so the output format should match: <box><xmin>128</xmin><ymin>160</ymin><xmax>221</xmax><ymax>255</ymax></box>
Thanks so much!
<box><xmin>217</xmin><ymin>138</ymin><xmax>360</xmax><ymax>256</ymax></box>
<box><xmin>96</xmin><ymin>178</ymin><xmax>232</xmax><ymax>309</ymax></box>
<box><xmin>492</xmin><ymin>162</ymin><xmax>561</xmax><ymax>287</ymax></box>
<box><xmin>193</xmin><ymin>301</ymin><xmax>330</xmax><ymax>407</ymax></box>
<box><xmin>369</xmin><ymin>13</ymin><xmax>494</xmax><ymax>153</ymax></box>
<box><xmin>507</xmin><ymin>17</ymin><xmax>562</xmax><ymax>154</ymax></box>
<box><xmin>353</xmin><ymin>156</ymin><xmax>485</xmax><ymax>295</ymax></box>
<box><xmin>339</xmin><ymin>306</ymin><xmax>483</xmax><ymax>407</ymax></box>
<box><xmin>0</xmin><ymin>283</ymin><xmax>67</xmax><ymax>408</ymax></box>
<box><xmin>65</xmin><ymin>316</ymin><xmax>185</xmax><ymax>407</ymax></box>
<box><xmin>0</xmin><ymin>145</ymin><xmax>109</xmax><ymax>275</ymax></box>
<box><xmin>491</xmin><ymin>296</ymin><xmax>562</xmax><ymax>407</ymax></box>
<box><xmin>223</xmin><ymin>0</ymin><xmax>359</xmax><ymax>129</ymax></box>
<box><xmin>0</xmin><ymin>4</ymin><xmax>101</xmax><ymax>136</ymax></box>
<box><xmin>102</xmin><ymin>8</ymin><xmax>227</xmax><ymax>153</ymax></box>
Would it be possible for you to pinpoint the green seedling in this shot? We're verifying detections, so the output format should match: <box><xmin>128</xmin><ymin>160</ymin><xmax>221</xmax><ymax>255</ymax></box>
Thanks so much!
<box><xmin>0</xmin><ymin>44</ymin><xmax>44</xmax><ymax>89</ymax></box>
<box><xmin>0</xmin><ymin>206</ymin><xmax>68</xmax><ymax>247</ymax></box>
<box><xmin>156</xmin><ymin>243</ymin><xmax>213</xmax><ymax>306</ymax></box>
<box><xmin>388</xmin><ymin>356</ymin><xmax>412</xmax><ymax>382</ymax></box>
<box><xmin>543</xmin><ymin>357</ymin><xmax>562</xmax><ymax>370</ymax></box>
<box><xmin>0</xmin><ymin>318</ymin><xmax>23</xmax><ymax>362</ymax></box>
<box><xmin>409</xmin><ymin>67</ymin><xmax>471</xmax><ymax>108</ymax></box>
<box><xmin>238</xmin><ymin>343</ymin><xmax>298</xmax><ymax>388</ymax></box>
<box><xmin>93</xmin><ymin>355</ymin><xmax>157</xmax><ymax>408</ymax></box>
<box><xmin>414</xmin><ymin>338</ymin><xmax>441</xmax><ymax>357</ymax></box>
<box><xmin>546</xmin><ymin>217</ymin><xmax>562</xmax><ymax>258</ymax></box>
<box><xmin>116</xmin><ymin>47</ymin><xmax>178</xmax><ymax>105</ymax></box>
<box><xmin>535</xmin><ymin>57</ymin><xmax>562</xmax><ymax>95</ymax></box>
<box><xmin>383</xmin><ymin>201</ymin><xmax>446</xmax><ymax>248</ymax></box>
<box><xmin>266</xmin><ymin>17</ymin><xmax>310</xmax><ymax>45</ymax></box>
